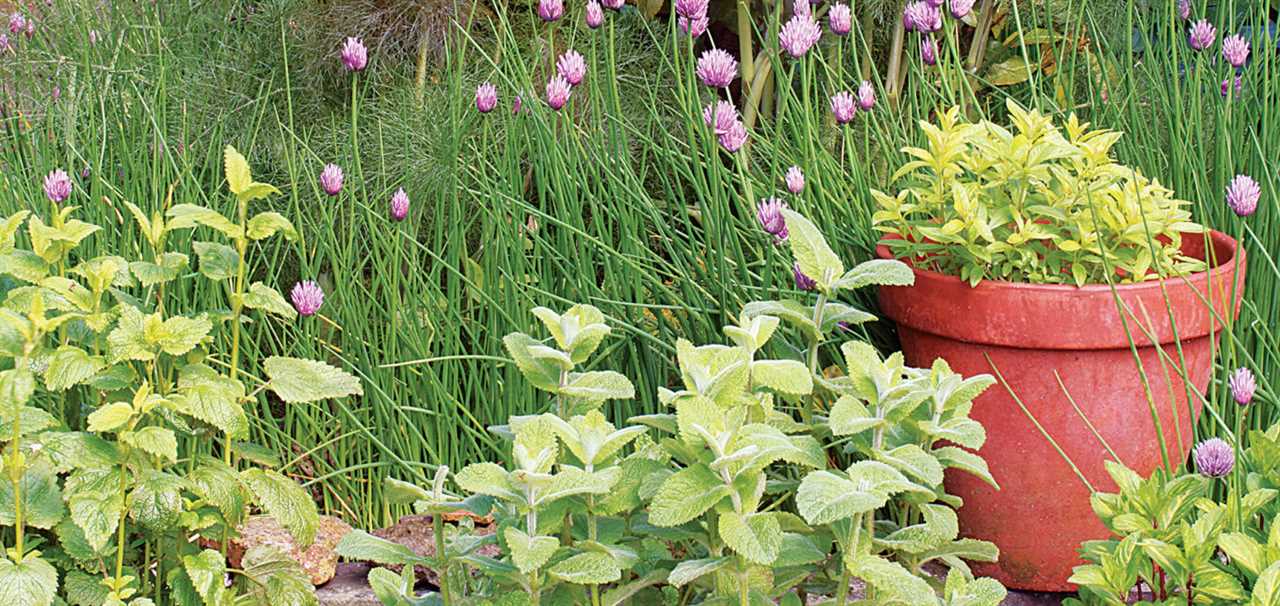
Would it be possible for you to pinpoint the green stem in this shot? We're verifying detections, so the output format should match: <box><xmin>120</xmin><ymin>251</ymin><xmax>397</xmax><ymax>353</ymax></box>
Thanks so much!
<box><xmin>225</xmin><ymin>198</ymin><xmax>249</xmax><ymax>467</ymax></box>
<box><xmin>433</xmin><ymin>511</ymin><xmax>452</xmax><ymax>605</ymax></box>
<box><xmin>114</xmin><ymin>446</ymin><xmax>130</xmax><ymax>581</ymax></box>
<box><xmin>10</xmin><ymin>382</ymin><xmax>23</xmax><ymax>557</ymax></box>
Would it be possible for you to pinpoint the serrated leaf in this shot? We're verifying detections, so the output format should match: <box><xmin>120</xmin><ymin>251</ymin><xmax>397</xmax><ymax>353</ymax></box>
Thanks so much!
<box><xmin>129</xmin><ymin>470</ymin><xmax>186</xmax><ymax>531</ymax></box>
<box><xmin>560</xmin><ymin>371</ymin><xmax>635</xmax><ymax>402</ymax></box>
<box><xmin>154</xmin><ymin>314</ymin><xmax>211</xmax><ymax>356</ymax></box>
<box><xmin>828</xmin><ymin>395</ymin><xmax>882</xmax><ymax>436</ymax></box>
<box><xmin>876</xmin><ymin>444</ymin><xmax>945</xmax><ymax>487</ymax></box>
<box><xmin>242</xmin><ymin>282</ymin><xmax>298</xmax><ymax>320</ymax></box>
<box><xmin>833</xmin><ymin>259</ymin><xmax>915</xmax><ymax>290</ymax></box>
<box><xmin>782</xmin><ymin>209</ymin><xmax>843</xmax><ymax>290</ymax></box>
<box><xmin>503</xmin><ymin>332</ymin><xmax>562</xmax><ymax>391</ymax></box>
<box><xmin>246</xmin><ymin>212</ymin><xmax>296</xmax><ymax>240</ymax></box>
<box><xmin>649</xmin><ymin>464</ymin><xmax>729</xmax><ymax>526</ymax></box>
<box><xmin>166</xmin><ymin>204</ymin><xmax>242</xmax><ymax>239</ymax></box>
<box><xmin>668</xmin><ymin>557</ymin><xmax>731</xmax><ymax>588</ymax></box>
<box><xmin>264</xmin><ymin>356</ymin><xmax>362</xmax><ymax>403</ymax></box>
<box><xmin>122</xmin><ymin>426</ymin><xmax>178</xmax><ymax>464</ymax></box>
<box><xmin>934</xmin><ymin>446</ymin><xmax>999</xmax><ymax>489</ymax></box>
<box><xmin>749</xmin><ymin>359</ymin><xmax>812</xmax><ymax>395</ymax></box>
<box><xmin>455</xmin><ymin>463</ymin><xmax>520</xmax><ymax>501</ymax></box>
<box><xmin>719</xmin><ymin>511</ymin><xmax>782</xmax><ymax>565</ymax></box>
<box><xmin>241</xmin><ymin>468</ymin><xmax>319</xmax><ymax>546</ymax></box>
<box><xmin>224</xmin><ymin>146</ymin><xmax>253</xmax><ymax>195</ymax></box>
<box><xmin>64</xmin><ymin>570</ymin><xmax>110</xmax><ymax>606</ymax></box>
<box><xmin>548</xmin><ymin>552</ymin><xmax>622</xmax><ymax>585</ymax></box>
<box><xmin>86</xmin><ymin>401</ymin><xmax>133</xmax><ymax>432</ymax></box>
<box><xmin>69</xmin><ymin>479</ymin><xmax>124</xmax><ymax>551</ymax></box>
<box><xmin>505</xmin><ymin>527</ymin><xmax>560</xmax><ymax>574</ymax></box>
<box><xmin>336</xmin><ymin>529</ymin><xmax>425</xmax><ymax>566</ymax></box>
<box><xmin>129</xmin><ymin>252</ymin><xmax>188</xmax><ymax>287</ymax></box>
<box><xmin>43</xmin><ymin>345</ymin><xmax>106</xmax><ymax>391</ymax></box>
<box><xmin>183</xmin><ymin>549</ymin><xmax>228</xmax><ymax>605</ymax></box>
<box><xmin>796</xmin><ymin>471</ymin><xmax>886</xmax><ymax>525</ymax></box>
<box><xmin>173</xmin><ymin>364</ymin><xmax>248</xmax><ymax>440</ymax></box>
<box><xmin>844</xmin><ymin>554</ymin><xmax>936</xmax><ymax>606</ymax></box>
<box><xmin>188</xmin><ymin>458</ymin><xmax>248</xmax><ymax>522</ymax></box>
<box><xmin>0</xmin><ymin>554</ymin><xmax>58</xmax><ymax>606</ymax></box>
<box><xmin>0</xmin><ymin>466</ymin><xmax>65</xmax><ymax>529</ymax></box>
<box><xmin>192</xmin><ymin>241</ymin><xmax>238</xmax><ymax>281</ymax></box>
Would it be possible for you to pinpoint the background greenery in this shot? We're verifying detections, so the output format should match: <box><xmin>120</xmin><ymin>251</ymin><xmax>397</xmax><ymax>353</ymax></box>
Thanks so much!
<box><xmin>1</xmin><ymin>0</ymin><xmax>1275</xmax><ymax>529</ymax></box>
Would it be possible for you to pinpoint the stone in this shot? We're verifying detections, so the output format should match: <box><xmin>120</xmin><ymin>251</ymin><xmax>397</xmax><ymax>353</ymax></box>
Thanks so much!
<box><xmin>316</xmin><ymin>562</ymin><xmax>383</xmax><ymax>606</ymax></box>
<box><xmin>228</xmin><ymin>514</ymin><xmax>352</xmax><ymax>585</ymax></box>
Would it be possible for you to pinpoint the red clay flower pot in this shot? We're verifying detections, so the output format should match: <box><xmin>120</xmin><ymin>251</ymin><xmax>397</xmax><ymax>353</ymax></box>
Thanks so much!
<box><xmin>875</xmin><ymin>231</ymin><xmax>1246</xmax><ymax>591</ymax></box>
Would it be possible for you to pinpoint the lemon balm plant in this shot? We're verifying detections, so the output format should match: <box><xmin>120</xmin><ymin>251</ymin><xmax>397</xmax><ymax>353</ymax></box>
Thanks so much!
<box><xmin>0</xmin><ymin>147</ymin><xmax>362</xmax><ymax>605</ymax></box>
<box><xmin>872</xmin><ymin>100</ymin><xmax>1205</xmax><ymax>287</ymax></box>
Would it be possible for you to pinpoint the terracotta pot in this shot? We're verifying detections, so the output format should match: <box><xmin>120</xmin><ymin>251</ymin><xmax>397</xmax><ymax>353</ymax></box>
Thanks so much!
<box><xmin>875</xmin><ymin>231</ymin><xmax>1246</xmax><ymax>591</ymax></box>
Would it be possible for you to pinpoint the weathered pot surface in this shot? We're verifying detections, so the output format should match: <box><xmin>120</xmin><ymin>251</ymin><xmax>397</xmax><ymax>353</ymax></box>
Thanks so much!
<box><xmin>875</xmin><ymin>231</ymin><xmax>1245</xmax><ymax>591</ymax></box>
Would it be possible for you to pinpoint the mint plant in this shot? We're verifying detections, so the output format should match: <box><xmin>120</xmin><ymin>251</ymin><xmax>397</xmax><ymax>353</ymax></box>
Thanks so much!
<box><xmin>354</xmin><ymin>211</ymin><xmax>1007</xmax><ymax>605</ymax></box>
<box><xmin>0</xmin><ymin>147</ymin><xmax>363</xmax><ymax>605</ymax></box>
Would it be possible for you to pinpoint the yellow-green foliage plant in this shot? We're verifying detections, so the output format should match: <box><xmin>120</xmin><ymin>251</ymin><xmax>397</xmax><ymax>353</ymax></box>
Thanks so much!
<box><xmin>0</xmin><ymin>147</ymin><xmax>362</xmax><ymax>606</ymax></box>
<box><xmin>873</xmin><ymin>100</ymin><xmax>1206</xmax><ymax>286</ymax></box>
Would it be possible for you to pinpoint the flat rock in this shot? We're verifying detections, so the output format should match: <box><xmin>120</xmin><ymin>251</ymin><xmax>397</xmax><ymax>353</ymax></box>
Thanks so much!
<box><xmin>230</xmin><ymin>514</ymin><xmax>352</xmax><ymax>585</ymax></box>
<box><xmin>316</xmin><ymin>562</ymin><xmax>382</xmax><ymax>606</ymax></box>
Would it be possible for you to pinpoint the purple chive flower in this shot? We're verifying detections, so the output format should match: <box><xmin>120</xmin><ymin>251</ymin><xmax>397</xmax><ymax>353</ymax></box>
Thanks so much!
<box><xmin>1226</xmin><ymin>175</ymin><xmax>1261</xmax><ymax>217</ymax></box>
<box><xmin>1222</xmin><ymin>34</ymin><xmax>1249</xmax><ymax>68</ymax></box>
<box><xmin>476</xmin><ymin>82</ymin><xmax>498</xmax><ymax>113</ymax></box>
<box><xmin>950</xmin><ymin>0</ymin><xmax>974</xmax><ymax>19</ymax></box>
<box><xmin>793</xmin><ymin>263</ymin><xmax>816</xmax><ymax>291</ymax></box>
<box><xmin>0</xmin><ymin>34</ymin><xmax>8</xmax><ymax>52</ymax></box>
<box><xmin>785</xmin><ymin>166</ymin><xmax>804</xmax><ymax>194</ymax></box>
<box><xmin>513</xmin><ymin>94</ymin><xmax>524</xmax><ymax>114</ymax></box>
<box><xmin>22</xmin><ymin>18</ymin><xmax>31</xmax><ymax>38</ymax></box>
<box><xmin>1221</xmin><ymin>75</ymin><xmax>1243</xmax><ymax>98</ymax></box>
<box><xmin>757</xmin><ymin>198</ymin><xmax>789</xmax><ymax>243</ymax></box>
<box><xmin>1177</xmin><ymin>0</ymin><xmax>1190</xmax><ymax>20</ymax></box>
<box><xmin>679</xmin><ymin>15</ymin><xmax>708</xmax><ymax>37</ymax></box>
<box><xmin>828</xmin><ymin>3</ymin><xmax>851</xmax><ymax>35</ymax></box>
<box><xmin>538</xmin><ymin>0</ymin><xmax>565</xmax><ymax>21</ymax></box>
<box><xmin>290</xmin><ymin>281</ymin><xmax>325</xmax><ymax>317</ymax></box>
<box><xmin>857</xmin><ymin>80</ymin><xmax>876</xmax><ymax>110</ymax></box>
<box><xmin>80</xmin><ymin>166</ymin><xmax>90</xmax><ymax>180</ymax></box>
<box><xmin>921</xmin><ymin>36</ymin><xmax>938</xmax><ymax>65</ymax></box>
<box><xmin>389</xmin><ymin>188</ymin><xmax>410</xmax><ymax>221</ymax></box>
<box><xmin>341</xmin><ymin>37</ymin><xmax>368</xmax><ymax>71</ymax></box>
<box><xmin>1188</xmin><ymin>19</ymin><xmax>1215</xmax><ymax>51</ymax></box>
<box><xmin>696</xmin><ymin>49</ymin><xmax>738</xmax><ymax>88</ymax></box>
<box><xmin>674</xmin><ymin>0</ymin><xmax>707</xmax><ymax>19</ymax></box>
<box><xmin>1229</xmin><ymin>367</ymin><xmax>1257</xmax><ymax>405</ymax></box>
<box><xmin>557</xmin><ymin>50</ymin><xmax>586</xmax><ymax>86</ymax></box>
<box><xmin>586</xmin><ymin>1</ymin><xmax>604</xmax><ymax>28</ymax></box>
<box><xmin>703</xmin><ymin>101</ymin><xmax>748</xmax><ymax>152</ymax></box>
<box><xmin>51</xmin><ymin>85</ymin><xmax>60</xmax><ymax>102</ymax></box>
<box><xmin>925</xmin><ymin>0</ymin><xmax>944</xmax><ymax>8</ymax></box>
<box><xmin>546</xmin><ymin>75</ymin><xmax>572</xmax><ymax>110</ymax></box>
<box><xmin>8</xmin><ymin>13</ymin><xmax>24</xmax><ymax>34</ymax></box>
<box><xmin>603</xmin><ymin>0</ymin><xmax>625</xmax><ymax>9</ymax></box>
<box><xmin>831</xmin><ymin>91</ymin><xmax>856</xmax><ymax>124</ymax></box>
<box><xmin>793</xmin><ymin>0</ymin><xmax>810</xmax><ymax>18</ymax></box>
<box><xmin>43</xmin><ymin>169</ymin><xmax>71</xmax><ymax>203</ymax></box>
<box><xmin>320</xmin><ymin>164</ymin><xmax>344</xmax><ymax>196</ymax></box>
<box><xmin>89</xmin><ymin>29</ymin><xmax>99</xmax><ymax>45</ymax></box>
<box><xmin>904</xmin><ymin>1</ymin><xmax>940</xmax><ymax>33</ymax></box>
<box><xmin>779</xmin><ymin>14</ymin><xmax>822</xmax><ymax>57</ymax></box>
<box><xmin>1193</xmin><ymin>438</ymin><xmax>1234</xmax><ymax>478</ymax></box>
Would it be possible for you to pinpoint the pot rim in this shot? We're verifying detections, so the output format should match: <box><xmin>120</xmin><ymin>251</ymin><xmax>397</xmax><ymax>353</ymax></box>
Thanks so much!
<box><xmin>874</xmin><ymin>230</ymin><xmax>1247</xmax><ymax>349</ymax></box>
<box><xmin>874</xmin><ymin>230</ymin><xmax>1243</xmax><ymax>294</ymax></box>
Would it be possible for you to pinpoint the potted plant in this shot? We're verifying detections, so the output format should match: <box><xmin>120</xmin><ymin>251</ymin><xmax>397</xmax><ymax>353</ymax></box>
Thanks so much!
<box><xmin>869</xmin><ymin>101</ymin><xmax>1246</xmax><ymax>591</ymax></box>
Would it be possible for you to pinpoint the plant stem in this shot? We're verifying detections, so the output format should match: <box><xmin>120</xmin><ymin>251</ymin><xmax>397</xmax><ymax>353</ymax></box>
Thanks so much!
<box><xmin>433</xmin><ymin>511</ymin><xmax>452</xmax><ymax>605</ymax></box>
<box><xmin>115</xmin><ymin>451</ymin><xmax>129</xmax><ymax>581</ymax></box>
<box><xmin>9</xmin><ymin>381</ymin><xmax>23</xmax><ymax>557</ymax></box>
<box><xmin>225</xmin><ymin>196</ymin><xmax>249</xmax><ymax>467</ymax></box>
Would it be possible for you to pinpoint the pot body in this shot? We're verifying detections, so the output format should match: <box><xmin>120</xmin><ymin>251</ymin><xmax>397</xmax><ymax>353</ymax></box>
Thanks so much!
<box><xmin>875</xmin><ymin>231</ymin><xmax>1245</xmax><ymax>591</ymax></box>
